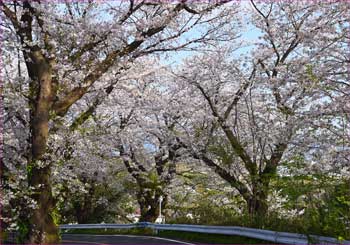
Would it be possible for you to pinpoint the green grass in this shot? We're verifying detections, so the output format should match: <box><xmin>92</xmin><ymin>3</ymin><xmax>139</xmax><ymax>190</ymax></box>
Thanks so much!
<box><xmin>62</xmin><ymin>228</ymin><xmax>273</xmax><ymax>244</ymax></box>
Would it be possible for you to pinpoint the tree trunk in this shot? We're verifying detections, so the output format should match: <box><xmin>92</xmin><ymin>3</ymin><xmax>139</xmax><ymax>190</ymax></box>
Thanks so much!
<box><xmin>26</xmin><ymin>58</ymin><xmax>59</xmax><ymax>243</ymax></box>
<box><xmin>138</xmin><ymin>195</ymin><xmax>159</xmax><ymax>222</ymax></box>
<box><xmin>74</xmin><ymin>183</ymin><xmax>95</xmax><ymax>224</ymax></box>
<box><xmin>246</xmin><ymin>179</ymin><xmax>269</xmax><ymax>227</ymax></box>
<box><xmin>137</xmin><ymin>191</ymin><xmax>166</xmax><ymax>223</ymax></box>
<box><xmin>139</xmin><ymin>204</ymin><xmax>158</xmax><ymax>223</ymax></box>
<box><xmin>76</xmin><ymin>204</ymin><xmax>92</xmax><ymax>224</ymax></box>
<box><xmin>247</xmin><ymin>193</ymin><xmax>268</xmax><ymax>219</ymax></box>
<box><xmin>28</xmin><ymin>166</ymin><xmax>59</xmax><ymax>243</ymax></box>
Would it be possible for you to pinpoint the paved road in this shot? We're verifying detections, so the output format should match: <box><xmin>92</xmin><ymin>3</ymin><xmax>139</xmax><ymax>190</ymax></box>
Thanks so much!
<box><xmin>62</xmin><ymin>234</ymin><xmax>195</xmax><ymax>244</ymax></box>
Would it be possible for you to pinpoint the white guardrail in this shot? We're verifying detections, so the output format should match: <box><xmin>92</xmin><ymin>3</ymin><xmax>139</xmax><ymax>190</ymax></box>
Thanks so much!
<box><xmin>59</xmin><ymin>222</ymin><xmax>350</xmax><ymax>244</ymax></box>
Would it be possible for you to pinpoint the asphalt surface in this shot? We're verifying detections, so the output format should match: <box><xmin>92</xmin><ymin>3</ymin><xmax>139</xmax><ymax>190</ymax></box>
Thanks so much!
<box><xmin>62</xmin><ymin>234</ymin><xmax>195</xmax><ymax>245</ymax></box>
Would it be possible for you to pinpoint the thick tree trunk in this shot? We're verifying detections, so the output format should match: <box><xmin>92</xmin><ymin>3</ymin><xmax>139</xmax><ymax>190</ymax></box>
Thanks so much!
<box><xmin>246</xmin><ymin>157</ymin><xmax>280</xmax><ymax>222</ymax></box>
<box><xmin>247</xmin><ymin>192</ymin><xmax>268</xmax><ymax>219</ymax></box>
<box><xmin>138</xmin><ymin>195</ymin><xmax>159</xmax><ymax>222</ymax></box>
<box><xmin>246</xmin><ymin>177</ymin><xmax>270</xmax><ymax>226</ymax></box>
<box><xmin>139</xmin><ymin>204</ymin><xmax>159</xmax><ymax>223</ymax></box>
<box><xmin>26</xmin><ymin>58</ymin><xmax>59</xmax><ymax>243</ymax></box>
<box><xmin>137</xmin><ymin>191</ymin><xmax>166</xmax><ymax>223</ymax></box>
<box><xmin>28</xmin><ymin>166</ymin><xmax>59</xmax><ymax>243</ymax></box>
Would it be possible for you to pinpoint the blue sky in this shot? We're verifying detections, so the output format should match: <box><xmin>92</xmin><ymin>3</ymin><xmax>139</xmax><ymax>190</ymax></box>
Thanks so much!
<box><xmin>158</xmin><ymin>2</ymin><xmax>263</xmax><ymax>66</ymax></box>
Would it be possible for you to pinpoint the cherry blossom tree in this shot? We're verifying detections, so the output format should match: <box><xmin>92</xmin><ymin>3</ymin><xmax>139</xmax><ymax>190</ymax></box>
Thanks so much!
<box><xmin>1</xmin><ymin>0</ymin><xmax>349</xmax><ymax>241</ymax></box>
<box><xmin>170</xmin><ymin>0</ymin><xmax>350</xmax><ymax>220</ymax></box>
<box><xmin>1</xmin><ymin>1</ymin><xmax>235</xmax><ymax>242</ymax></box>
<box><xmin>83</xmin><ymin>64</ymin><xmax>187</xmax><ymax>222</ymax></box>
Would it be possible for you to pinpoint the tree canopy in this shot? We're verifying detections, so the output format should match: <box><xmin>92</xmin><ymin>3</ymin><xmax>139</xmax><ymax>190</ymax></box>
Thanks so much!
<box><xmin>1</xmin><ymin>1</ymin><xmax>349</xmax><ymax>243</ymax></box>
